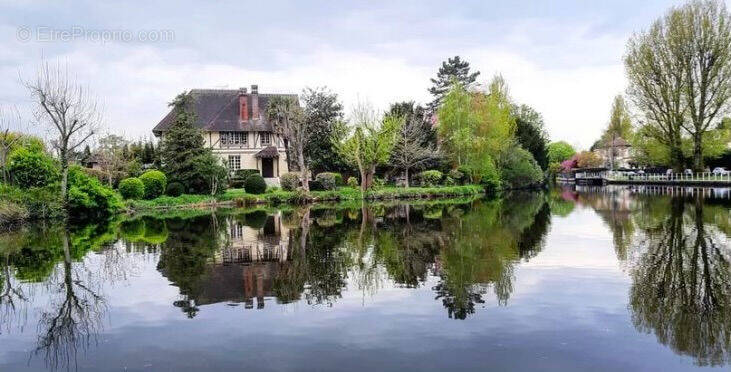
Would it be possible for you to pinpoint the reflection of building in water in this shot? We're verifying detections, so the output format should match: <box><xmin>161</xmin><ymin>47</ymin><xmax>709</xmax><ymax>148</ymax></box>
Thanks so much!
<box><xmin>211</xmin><ymin>212</ymin><xmax>291</xmax><ymax>265</ymax></box>
<box><xmin>200</xmin><ymin>212</ymin><xmax>292</xmax><ymax>309</ymax></box>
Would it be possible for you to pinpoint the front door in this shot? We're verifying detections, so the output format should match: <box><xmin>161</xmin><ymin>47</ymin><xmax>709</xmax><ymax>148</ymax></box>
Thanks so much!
<box><xmin>261</xmin><ymin>158</ymin><xmax>274</xmax><ymax>178</ymax></box>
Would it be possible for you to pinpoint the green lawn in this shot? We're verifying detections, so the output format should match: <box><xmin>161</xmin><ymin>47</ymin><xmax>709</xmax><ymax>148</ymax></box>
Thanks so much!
<box><xmin>126</xmin><ymin>185</ymin><xmax>485</xmax><ymax>211</ymax></box>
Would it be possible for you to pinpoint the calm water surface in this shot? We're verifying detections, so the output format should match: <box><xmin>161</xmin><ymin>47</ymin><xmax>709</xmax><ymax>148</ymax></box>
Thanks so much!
<box><xmin>0</xmin><ymin>186</ymin><xmax>729</xmax><ymax>371</ymax></box>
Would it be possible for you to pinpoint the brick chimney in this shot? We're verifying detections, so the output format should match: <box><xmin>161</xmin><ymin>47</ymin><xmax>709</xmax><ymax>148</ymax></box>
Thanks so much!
<box><xmin>251</xmin><ymin>84</ymin><xmax>259</xmax><ymax>120</ymax></box>
<box><xmin>238</xmin><ymin>87</ymin><xmax>248</xmax><ymax>121</ymax></box>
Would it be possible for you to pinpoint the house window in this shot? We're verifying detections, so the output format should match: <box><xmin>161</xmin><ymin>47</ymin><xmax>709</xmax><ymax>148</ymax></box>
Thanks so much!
<box><xmin>221</xmin><ymin>132</ymin><xmax>247</xmax><ymax>146</ymax></box>
<box><xmin>228</xmin><ymin>155</ymin><xmax>241</xmax><ymax>170</ymax></box>
<box><xmin>260</xmin><ymin>132</ymin><xmax>271</xmax><ymax>146</ymax></box>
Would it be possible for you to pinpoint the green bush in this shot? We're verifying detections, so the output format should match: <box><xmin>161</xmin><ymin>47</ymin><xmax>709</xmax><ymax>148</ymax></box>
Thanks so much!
<box><xmin>448</xmin><ymin>169</ymin><xmax>465</xmax><ymax>184</ymax></box>
<box><xmin>234</xmin><ymin>169</ymin><xmax>260</xmax><ymax>180</ymax></box>
<box><xmin>501</xmin><ymin>146</ymin><xmax>544</xmax><ymax>189</ymax></box>
<box><xmin>166</xmin><ymin>182</ymin><xmax>185</xmax><ymax>197</ymax></box>
<box><xmin>479</xmin><ymin>159</ymin><xmax>501</xmax><ymax>195</ymax></box>
<box><xmin>0</xmin><ymin>200</ymin><xmax>29</xmax><ymax>226</ymax></box>
<box><xmin>244</xmin><ymin>174</ymin><xmax>267</xmax><ymax>194</ymax></box>
<box><xmin>280</xmin><ymin>172</ymin><xmax>300</xmax><ymax>191</ymax></box>
<box><xmin>315</xmin><ymin>172</ymin><xmax>340</xmax><ymax>191</ymax></box>
<box><xmin>7</xmin><ymin>147</ymin><xmax>59</xmax><ymax>188</ymax></box>
<box><xmin>347</xmin><ymin>176</ymin><xmax>359</xmax><ymax>188</ymax></box>
<box><xmin>309</xmin><ymin>179</ymin><xmax>324</xmax><ymax>191</ymax></box>
<box><xmin>416</xmin><ymin>170</ymin><xmax>443</xmax><ymax>187</ymax></box>
<box><xmin>67</xmin><ymin>166</ymin><xmax>122</xmax><ymax>219</ymax></box>
<box><xmin>119</xmin><ymin>177</ymin><xmax>145</xmax><ymax>199</ymax></box>
<box><xmin>140</xmin><ymin>170</ymin><xmax>167</xmax><ymax>199</ymax></box>
<box><xmin>0</xmin><ymin>183</ymin><xmax>64</xmax><ymax>220</ymax></box>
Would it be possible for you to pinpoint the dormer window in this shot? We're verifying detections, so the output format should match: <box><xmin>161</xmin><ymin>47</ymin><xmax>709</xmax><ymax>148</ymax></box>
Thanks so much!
<box><xmin>260</xmin><ymin>132</ymin><xmax>271</xmax><ymax>146</ymax></box>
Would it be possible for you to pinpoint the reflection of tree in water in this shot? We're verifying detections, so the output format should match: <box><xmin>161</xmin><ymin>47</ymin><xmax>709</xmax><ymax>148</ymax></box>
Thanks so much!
<box><xmin>434</xmin><ymin>193</ymin><xmax>549</xmax><ymax>319</ymax></box>
<box><xmin>628</xmin><ymin>197</ymin><xmax>731</xmax><ymax>367</ymax></box>
<box><xmin>35</xmin><ymin>230</ymin><xmax>107</xmax><ymax>370</ymax></box>
<box><xmin>156</xmin><ymin>214</ymin><xmax>221</xmax><ymax>318</ymax></box>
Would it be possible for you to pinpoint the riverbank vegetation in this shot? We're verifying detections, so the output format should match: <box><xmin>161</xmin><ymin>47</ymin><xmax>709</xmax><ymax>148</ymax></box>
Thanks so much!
<box><xmin>2</xmin><ymin>53</ymin><xmax>555</xmax><ymax>226</ymax></box>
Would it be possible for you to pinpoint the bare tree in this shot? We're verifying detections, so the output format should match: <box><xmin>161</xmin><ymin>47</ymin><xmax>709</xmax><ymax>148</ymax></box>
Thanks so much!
<box><xmin>267</xmin><ymin>96</ymin><xmax>310</xmax><ymax>190</ymax></box>
<box><xmin>95</xmin><ymin>133</ymin><xmax>128</xmax><ymax>187</ymax></box>
<box><xmin>24</xmin><ymin>61</ymin><xmax>102</xmax><ymax>205</ymax></box>
<box><xmin>0</xmin><ymin>106</ymin><xmax>24</xmax><ymax>183</ymax></box>
<box><xmin>390</xmin><ymin>115</ymin><xmax>440</xmax><ymax>187</ymax></box>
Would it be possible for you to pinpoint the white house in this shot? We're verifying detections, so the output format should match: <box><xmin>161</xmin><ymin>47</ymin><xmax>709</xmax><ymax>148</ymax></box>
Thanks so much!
<box><xmin>153</xmin><ymin>85</ymin><xmax>291</xmax><ymax>185</ymax></box>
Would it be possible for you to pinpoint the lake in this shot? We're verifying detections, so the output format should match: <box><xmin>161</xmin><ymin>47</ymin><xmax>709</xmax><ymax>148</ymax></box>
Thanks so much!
<box><xmin>0</xmin><ymin>186</ymin><xmax>729</xmax><ymax>371</ymax></box>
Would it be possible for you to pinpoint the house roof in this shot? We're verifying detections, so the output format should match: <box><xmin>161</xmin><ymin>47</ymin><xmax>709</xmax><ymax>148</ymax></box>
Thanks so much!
<box><xmin>597</xmin><ymin>137</ymin><xmax>631</xmax><ymax>149</ymax></box>
<box><xmin>152</xmin><ymin>89</ymin><xmax>298</xmax><ymax>135</ymax></box>
<box><xmin>255</xmin><ymin>146</ymin><xmax>280</xmax><ymax>158</ymax></box>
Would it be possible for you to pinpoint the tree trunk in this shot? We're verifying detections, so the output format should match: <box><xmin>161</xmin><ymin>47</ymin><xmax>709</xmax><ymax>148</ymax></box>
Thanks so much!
<box><xmin>404</xmin><ymin>168</ymin><xmax>410</xmax><ymax>188</ymax></box>
<box><xmin>359</xmin><ymin>168</ymin><xmax>368</xmax><ymax>192</ymax></box>
<box><xmin>669</xmin><ymin>136</ymin><xmax>684</xmax><ymax>173</ymax></box>
<box><xmin>60</xmin><ymin>148</ymin><xmax>70</xmax><ymax>208</ymax></box>
<box><xmin>693</xmin><ymin>133</ymin><xmax>703</xmax><ymax>172</ymax></box>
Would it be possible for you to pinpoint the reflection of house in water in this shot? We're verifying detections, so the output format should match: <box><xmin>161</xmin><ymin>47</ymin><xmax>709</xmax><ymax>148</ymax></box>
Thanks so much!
<box><xmin>199</xmin><ymin>212</ymin><xmax>292</xmax><ymax>309</ymax></box>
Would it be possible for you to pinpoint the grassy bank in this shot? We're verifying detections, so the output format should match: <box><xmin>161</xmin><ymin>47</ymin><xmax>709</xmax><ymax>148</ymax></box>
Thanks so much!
<box><xmin>125</xmin><ymin>185</ymin><xmax>485</xmax><ymax>211</ymax></box>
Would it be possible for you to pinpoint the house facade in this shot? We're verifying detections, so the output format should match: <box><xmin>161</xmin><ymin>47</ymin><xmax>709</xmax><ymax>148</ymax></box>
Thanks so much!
<box><xmin>153</xmin><ymin>85</ymin><xmax>291</xmax><ymax>185</ymax></box>
<box><xmin>594</xmin><ymin>137</ymin><xmax>633</xmax><ymax>169</ymax></box>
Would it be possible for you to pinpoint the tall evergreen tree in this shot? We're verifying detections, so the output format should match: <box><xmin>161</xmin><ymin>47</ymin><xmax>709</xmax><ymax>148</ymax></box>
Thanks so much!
<box><xmin>428</xmin><ymin>56</ymin><xmax>480</xmax><ymax>111</ymax></box>
<box><xmin>301</xmin><ymin>87</ymin><xmax>346</xmax><ymax>174</ymax></box>
<box><xmin>159</xmin><ymin>92</ymin><xmax>209</xmax><ymax>193</ymax></box>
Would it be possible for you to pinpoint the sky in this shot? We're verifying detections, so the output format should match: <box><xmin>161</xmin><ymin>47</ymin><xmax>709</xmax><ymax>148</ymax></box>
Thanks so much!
<box><xmin>0</xmin><ymin>0</ymin><xmax>690</xmax><ymax>149</ymax></box>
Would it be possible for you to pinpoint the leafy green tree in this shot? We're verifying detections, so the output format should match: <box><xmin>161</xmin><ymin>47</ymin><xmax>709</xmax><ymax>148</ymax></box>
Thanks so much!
<box><xmin>437</xmin><ymin>76</ymin><xmax>514</xmax><ymax>186</ymax></box>
<box><xmin>159</xmin><ymin>92</ymin><xmax>209</xmax><ymax>193</ymax></box>
<box><xmin>336</xmin><ymin>102</ymin><xmax>402</xmax><ymax>191</ymax></box>
<box><xmin>600</xmin><ymin>95</ymin><xmax>634</xmax><ymax>170</ymax></box>
<box><xmin>301</xmin><ymin>87</ymin><xmax>346</xmax><ymax>174</ymax></box>
<box><xmin>192</xmin><ymin>152</ymin><xmax>227</xmax><ymax>195</ymax></box>
<box><xmin>500</xmin><ymin>145</ymin><xmax>543</xmax><ymax>189</ymax></box>
<box><xmin>428</xmin><ymin>56</ymin><xmax>480</xmax><ymax>111</ymax></box>
<box><xmin>547</xmin><ymin>141</ymin><xmax>576</xmax><ymax>165</ymax></box>
<box><xmin>512</xmin><ymin>104</ymin><xmax>549</xmax><ymax>170</ymax></box>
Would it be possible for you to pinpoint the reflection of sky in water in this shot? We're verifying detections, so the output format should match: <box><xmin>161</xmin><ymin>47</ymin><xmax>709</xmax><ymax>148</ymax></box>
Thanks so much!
<box><xmin>0</xmin><ymin>189</ymin><xmax>729</xmax><ymax>371</ymax></box>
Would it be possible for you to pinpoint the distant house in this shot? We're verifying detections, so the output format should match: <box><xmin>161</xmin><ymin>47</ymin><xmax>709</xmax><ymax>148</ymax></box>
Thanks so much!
<box><xmin>153</xmin><ymin>85</ymin><xmax>291</xmax><ymax>185</ymax></box>
<box><xmin>594</xmin><ymin>137</ymin><xmax>633</xmax><ymax>169</ymax></box>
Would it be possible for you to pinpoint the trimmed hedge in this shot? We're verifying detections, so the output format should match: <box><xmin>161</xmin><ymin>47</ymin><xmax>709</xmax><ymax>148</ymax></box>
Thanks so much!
<box><xmin>244</xmin><ymin>174</ymin><xmax>267</xmax><ymax>194</ymax></box>
<box><xmin>140</xmin><ymin>170</ymin><xmax>167</xmax><ymax>199</ymax></box>
<box><xmin>315</xmin><ymin>172</ymin><xmax>341</xmax><ymax>191</ymax></box>
<box><xmin>119</xmin><ymin>177</ymin><xmax>145</xmax><ymax>199</ymax></box>
<box><xmin>416</xmin><ymin>170</ymin><xmax>443</xmax><ymax>187</ymax></box>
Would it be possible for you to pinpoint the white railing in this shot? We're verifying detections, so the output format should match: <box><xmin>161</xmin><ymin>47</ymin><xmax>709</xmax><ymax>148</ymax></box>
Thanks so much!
<box><xmin>604</xmin><ymin>171</ymin><xmax>731</xmax><ymax>183</ymax></box>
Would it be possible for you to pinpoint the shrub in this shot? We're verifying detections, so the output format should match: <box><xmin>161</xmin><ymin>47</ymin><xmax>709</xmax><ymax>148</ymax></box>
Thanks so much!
<box><xmin>444</xmin><ymin>176</ymin><xmax>456</xmax><ymax>186</ymax></box>
<box><xmin>417</xmin><ymin>170</ymin><xmax>443</xmax><ymax>187</ymax></box>
<box><xmin>280</xmin><ymin>172</ymin><xmax>300</xmax><ymax>191</ymax></box>
<box><xmin>315</xmin><ymin>172</ymin><xmax>340</xmax><ymax>191</ymax></box>
<box><xmin>119</xmin><ymin>177</ymin><xmax>145</xmax><ymax>199</ymax></box>
<box><xmin>67</xmin><ymin>166</ymin><xmax>122</xmax><ymax>219</ymax></box>
<box><xmin>140</xmin><ymin>170</ymin><xmax>167</xmax><ymax>199</ymax></box>
<box><xmin>7</xmin><ymin>147</ymin><xmax>59</xmax><ymax>188</ymax></box>
<box><xmin>234</xmin><ymin>169</ymin><xmax>260</xmax><ymax>180</ymax></box>
<box><xmin>0</xmin><ymin>200</ymin><xmax>29</xmax><ymax>226</ymax></box>
<box><xmin>501</xmin><ymin>146</ymin><xmax>544</xmax><ymax>189</ymax></box>
<box><xmin>479</xmin><ymin>159</ymin><xmax>502</xmax><ymax>195</ymax></box>
<box><xmin>0</xmin><ymin>183</ymin><xmax>64</xmax><ymax>220</ymax></box>
<box><xmin>347</xmin><ymin>176</ymin><xmax>359</xmax><ymax>188</ymax></box>
<box><xmin>309</xmin><ymin>179</ymin><xmax>324</xmax><ymax>191</ymax></box>
<box><xmin>448</xmin><ymin>169</ymin><xmax>465</xmax><ymax>184</ymax></box>
<box><xmin>166</xmin><ymin>182</ymin><xmax>185</xmax><ymax>197</ymax></box>
<box><xmin>244</xmin><ymin>174</ymin><xmax>267</xmax><ymax>194</ymax></box>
